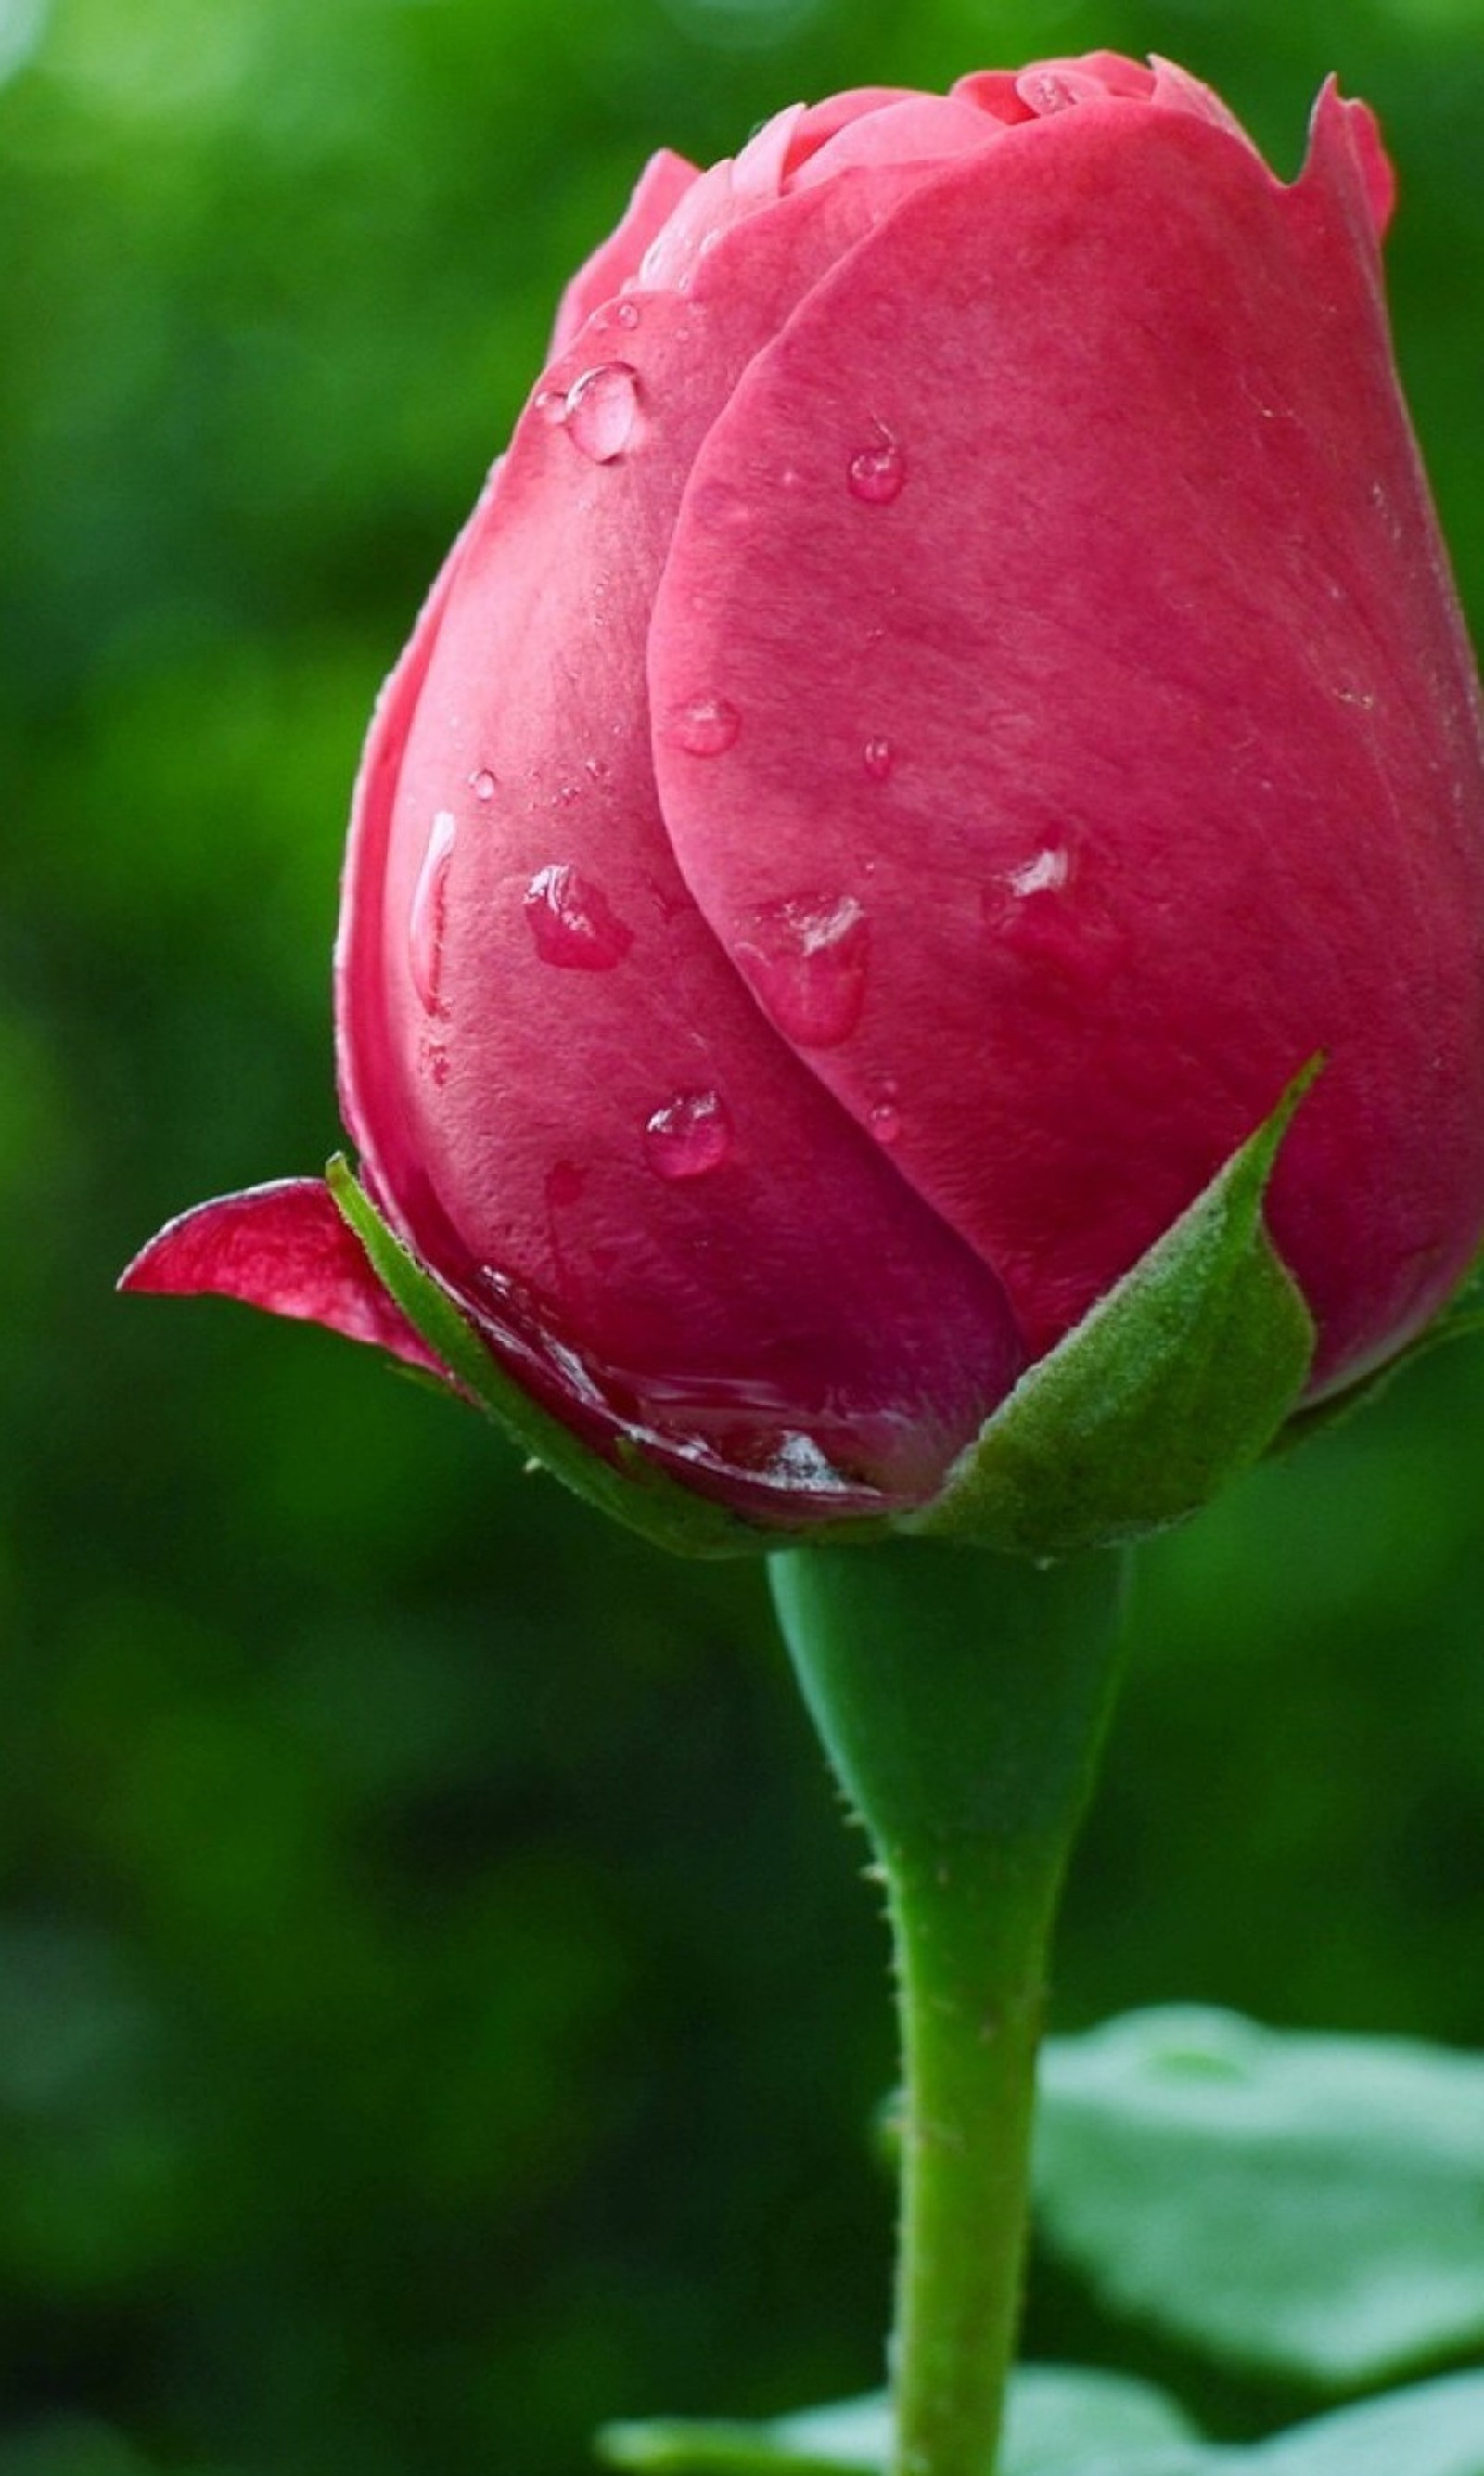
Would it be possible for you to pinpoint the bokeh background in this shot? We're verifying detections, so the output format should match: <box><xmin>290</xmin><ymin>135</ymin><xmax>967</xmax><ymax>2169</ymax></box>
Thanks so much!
<box><xmin>6</xmin><ymin>0</ymin><xmax>1484</xmax><ymax>2469</ymax></box>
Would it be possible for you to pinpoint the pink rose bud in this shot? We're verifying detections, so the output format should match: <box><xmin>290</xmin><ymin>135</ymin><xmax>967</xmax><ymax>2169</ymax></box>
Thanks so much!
<box><xmin>123</xmin><ymin>55</ymin><xmax>1484</xmax><ymax>1532</ymax></box>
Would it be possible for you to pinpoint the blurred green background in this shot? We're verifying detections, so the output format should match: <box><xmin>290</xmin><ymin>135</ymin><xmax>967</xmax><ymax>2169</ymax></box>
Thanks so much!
<box><xmin>6</xmin><ymin>0</ymin><xmax>1484</xmax><ymax>2470</ymax></box>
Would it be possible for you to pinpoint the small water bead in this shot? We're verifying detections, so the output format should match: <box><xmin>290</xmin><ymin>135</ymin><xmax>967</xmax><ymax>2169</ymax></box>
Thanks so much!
<box><xmin>1005</xmin><ymin>845</ymin><xmax>1071</xmax><ymax>899</ymax></box>
<box><xmin>868</xmin><ymin>1083</ymin><xmax>902</xmax><ymax>1146</ymax></box>
<box><xmin>563</xmin><ymin>361</ymin><xmax>641</xmax><ymax>463</ymax></box>
<box><xmin>735</xmin><ymin>890</ymin><xmax>869</xmax><ymax>1048</ymax></box>
<box><xmin>609</xmin><ymin>299</ymin><xmax>642</xmax><ymax>331</ymax></box>
<box><xmin>408</xmin><ymin>810</ymin><xmax>457</xmax><ymax>1014</ymax></box>
<box><xmin>1017</xmin><ymin>68</ymin><xmax>1100</xmax><ymax>115</ymax></box>
<box><xmin>863</xmin><ymin>737</ymin><xmax>894</xmax><ymax>781</ymax></box>
<box><xmin>847</xmin><ymin>430</ymin><xmax>905</xmax><ymax>506</ymax></box>
<box><xmin>467</xmin><ymin>768</ymin><xmax>498</xmax><ymax>802</ymax></box>
<box><xmin>764</xmin><ymin>1432</ymin><xmax>855</xmax><ymax>1495</ymax></box>
<box><xmin>643</xmin><ymin>1088</ymin><xmax>735</xmax><ymax>1181</ymax></box>
<box><xmin>666</xmin><ymin>695</ymin><xmax>740</xmax><ymax>757</ymax></box>
<box><xmin>533</xmin><ymin>387</ymin><xmax>568</xmax><ymax>427</ymax></box>
<box><xmin>523</xmin><ymin>863</ymin><xmax>634</xmax><ymax>971</ymax></box>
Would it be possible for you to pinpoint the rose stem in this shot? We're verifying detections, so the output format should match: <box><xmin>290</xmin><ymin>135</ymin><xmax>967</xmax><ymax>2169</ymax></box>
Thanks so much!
<box><xmin>768</xmin><ymin>1539</ymin><xmax>1128</xmax><ymax>2476</ymax></box>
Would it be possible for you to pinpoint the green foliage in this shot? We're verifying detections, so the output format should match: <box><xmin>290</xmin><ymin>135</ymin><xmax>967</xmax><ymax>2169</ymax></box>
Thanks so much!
<box><xmin>8</xmin><ymin>0</ymin><xmax>1484</xmax><ymax>2472</ymax></box>
<box><xmin>600</xmin><ymin>2373</ymin><xmax>1484</xmax><ymax>2475</ymax></box>
<box><xmin>599</xmin><ymin>2366</ymin><xmax>1199</xmax><ymax>2475</ymax></box>
<box><xmin>1035</xmin><ymin>2008</ymin><xmax>1484</xmax><ymax>2391</ymax></box>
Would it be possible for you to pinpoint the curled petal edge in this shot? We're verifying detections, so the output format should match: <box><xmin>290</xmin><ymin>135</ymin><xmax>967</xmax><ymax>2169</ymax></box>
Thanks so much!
<box><xmin>117</xmin><ymin>1176</ymin><xmax>458</xmax><ymax>1388</ymax></box>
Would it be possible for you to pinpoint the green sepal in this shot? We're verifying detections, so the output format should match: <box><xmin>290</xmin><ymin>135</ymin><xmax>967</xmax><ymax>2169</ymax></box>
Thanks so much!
<box><xmin>326</xmin><ymin>1157</ymin><xmax>765</xmax><ymax>1560</ymax></box>
<box><xmin>901</xmin><ymin>1069</ymin><xmax>1319</xmax><ymax>1559</ymax></box>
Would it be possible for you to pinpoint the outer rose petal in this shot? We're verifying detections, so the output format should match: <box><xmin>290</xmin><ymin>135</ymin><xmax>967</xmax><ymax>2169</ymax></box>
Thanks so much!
<box><xmin>118</xmin><ymin>1180</ymin><xmax>455</xmax><ymax>1384</ymax></box>
<box><xmin>548</xmin><ymin>149</ymin><xmax>700</xmax><ymax>355</ymax></box>
<box><xmin>335</xmin><ymin>162</ymin><xmax>1026</xmax><ymax>1505</ymax></box>
<box><xmin>787</xmin><ymin>96</ymin><xmax>1009</xmax><ymax>188</ymax></box>
<box><xmin>648</xmin><ymin>95</ymin><xmax>1484</xmax><ymax>1395</ymax></box>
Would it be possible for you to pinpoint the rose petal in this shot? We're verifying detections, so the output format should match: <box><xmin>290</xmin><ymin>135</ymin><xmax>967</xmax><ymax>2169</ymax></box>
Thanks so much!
<box><xmin>119</xmin><ymin>1179</ymin><xmax>455</xmax><ymax>1384</ymax></box>
<box><xmin>549</xmin><ymin>149</ymin><xmax>700</xmax><ymax>355</ymax></box>
<box><xmin>649</xmin><ymin>97</ymin><xmax>1484</xmax><ymax>1393</ymax></box>
<box><xmin>335</xmin><ymin>163</ymin><xmax>1026</xmax><ymax>1502</ymax></box>
<box><xmin>787</xmin><ymin>95</ymin><xmax>1001</xmax><ymax>188</ymax></box>
<box><xmin>784</xmin><ymin>87</ymin><xmax>922</xmax><ymax>176</ymax></box>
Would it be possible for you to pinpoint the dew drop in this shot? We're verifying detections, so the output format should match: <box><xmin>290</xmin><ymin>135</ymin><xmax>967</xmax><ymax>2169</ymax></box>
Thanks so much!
<box><xmin>863</xmin><ymin>736</ymin><xmax>894</xmax><ymax>781</ymax></box>
<box><xmin>764</xmin><ymin>1432</ymin><xmax>854</xmax><ymax>1495</ymax></box>
<box><xmin>735</xmin><ymin>891</ymin><xmax>869</xmax><ymax>1048</ymax></box>
<box><xmin>1005</xmin><ymin>845</ymin><xmax>1070</xmax><ymax>898</ymax></box>
<box><xmin>868</xmin><ymin>1083</ymin><xmax>902</xmax><ymax>1145</ymax></box>
<box><xmin>848</xmin><ymin>430</ymin><xmax>905</xmax><ymax>506</ymax></box>
<box><xmin>533</xmin><ymin>387</ymin><xmax>568</xmax><ymax>427</ymax></box>
<box><xmin>610</xmin><ymin>299</ymin><xmax>642</xmax><ymax>331</ymax></box>
<box><xmin>563</xmin><ymin>361</ymin><xmax>641</xmax><ymax>462</ymax></box>
<box><xmin>665</xmin><ymin>695</ymin><xmax>740</xmax><ymax>757</ymax></box>
<box><xmin>409</xmin><ymin>810</ymin><xmax>457</xmax><ymax>1014</ymax></box>
<box><xmin>524</xmin><ymin>864</ymin><xmax>635</xmax><ymax>970</ymax></box>
<box><xmin>467</xmin><ymin>767</ymin><xmax>498</xmax><ymax>802</ymax></box>
<box><xmin>1017</xmin><ymin>68</ymin><xmax>1097</xmax><ymax>115</ymax></box>
<box><xmin>643</xmin><ymin>1088</ymin><xmax>735</xmax><ymax>1181</ymax></box>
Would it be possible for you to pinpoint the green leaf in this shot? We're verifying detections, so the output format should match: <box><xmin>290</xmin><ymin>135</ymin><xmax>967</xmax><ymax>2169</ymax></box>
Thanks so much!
<box><xmin>1233</xmin><ymin>2375</ymin><xmax>1484</xmax><ymax>2474</ymax></box>
<box><xmin>596</xmin><ymin>2365</ymin><xmax>1200</xmax><ymax>2476</ymax></box>
<box><xmin>326</xmin><ymin>1157</ymin><xmax>766</xmax><ymax>1560</ymax></box>
<box><xmin>1035</xmin><ymin>2007</ymin><xmax>1484</xmax><ymax>2389</ymax></box>
<box><xmin>904</xmin><ymin>1071</ymin><xmax>1318</xmax><ymax>1558</ymax></box>
<box><xmin>600</xmin><ymin>2374</ymin><xmax>1484</xmax><ymax>2476</ymax></box>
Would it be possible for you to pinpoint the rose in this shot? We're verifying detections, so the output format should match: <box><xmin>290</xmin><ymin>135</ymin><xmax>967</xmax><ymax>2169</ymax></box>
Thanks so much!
<box><xmin>122</xmin><ymin>52</ymin><xmax>1484</xmax><ymax>1533</ymax></box>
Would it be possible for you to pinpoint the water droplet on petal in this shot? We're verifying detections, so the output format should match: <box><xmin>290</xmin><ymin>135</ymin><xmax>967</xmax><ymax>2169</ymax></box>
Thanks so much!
<box><xmin>868</xmin><ymin>1081</ymin><xmax>902</xmax><ymax>1145</ymax></box>
<box><xmin>735</xmin><ymin>892</ymin><xmax>870</xmax><ymax>1048</ymax></box>
<box><xmin>533</xmin><ymin>387</ymin><xmax>568</xmax><ymax>427</ymax></box>
<box><xmin>468</xmin><ymin>767</ymin><xmax>498</xmax><ymax>802</ymax></box>
<box><xmin>409</xmin><ymin>811</ymin><xmax>457</xmax><ymax>1014</ymax></box>
<box><xmin>524</xmin><ymin>864</ymin><xmax>635</xmax><ymax>970</ymax></box>
<box><xmin>848</xmin><ymin>429</ymin><xmax>905</xmax><ymax>506</ymax></box>
<box><xmin>610</xmin><ymin>299</ymin><xmax>642</xmax><ymax>330</ymax></box>
<box><xmin>1005</xmin><ymin>845</ymin><xmax>1071</xmax><ymax>898</ymax></box>
<box><xmin>564</xmin><ymin>361</ymin><xmax>641</xmax><ymax>462</ymax></box>
<box><xmin>764</xmin><ymin>1433</ymin><xmax>855</xmax><ymax>1495</ymax></box>
<box><xmin>665</xmin><ymin>696</ymin><xmax>740</xmax><ymax>757</ymax></box>
<box><xmin>863</xmin><ymin>737</ymin><xmax>894</xmax><ymax>780</ymax></box>
<box><xmin>1016</xmin><ymin>68</ymin><xmax>1100</xmax><ymax>115</ymax></box>
<box><xmin>644</xmin><ymin>1088</ymin><xmax>735</xmax><ymax>1180</ymax></box>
